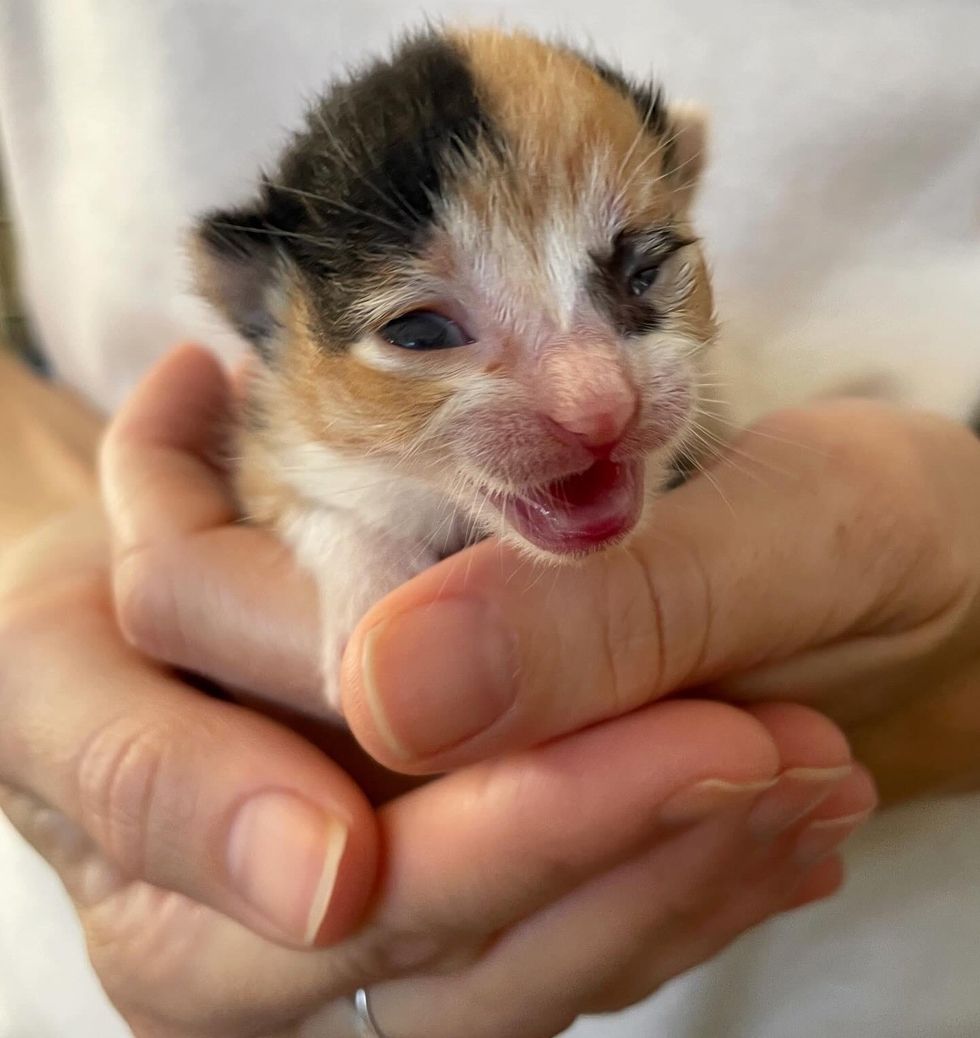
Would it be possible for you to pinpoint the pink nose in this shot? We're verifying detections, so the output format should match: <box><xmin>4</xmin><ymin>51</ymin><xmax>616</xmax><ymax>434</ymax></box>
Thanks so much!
<box><xmin>548</xmin><ymin>395</ymin><xmax>638</xmax><ymax>453</ymax></box>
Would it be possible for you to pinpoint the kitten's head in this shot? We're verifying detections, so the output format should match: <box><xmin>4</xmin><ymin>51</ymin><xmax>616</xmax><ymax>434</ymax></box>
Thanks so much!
<box><xmin>194</xmin><ymin>27</ymin><xmax>717</xmax><ymax>558</ymax></box>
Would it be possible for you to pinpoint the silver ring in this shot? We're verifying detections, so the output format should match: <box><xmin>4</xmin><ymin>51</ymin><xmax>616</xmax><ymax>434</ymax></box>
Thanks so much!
<box><xmin>352</xmin><ymin>987</ymin><xmax>389</xmax><ymax>1038</ymax></box>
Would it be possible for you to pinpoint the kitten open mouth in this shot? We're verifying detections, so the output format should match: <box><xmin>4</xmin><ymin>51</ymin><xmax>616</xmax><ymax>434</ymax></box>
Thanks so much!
<box><xmin>493</xmin><ymin>458</ymin><xmax>645</xmax><ymax>555</ymax></box>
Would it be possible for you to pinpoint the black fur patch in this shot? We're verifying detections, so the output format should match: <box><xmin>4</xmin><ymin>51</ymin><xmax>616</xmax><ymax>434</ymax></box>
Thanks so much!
<box><xmin>198</xmin><ymin>32</ymin><xmax>498</xmax><ymax>350</ymax></box>
<box><xmin>196</xmin><ymin>205</ymin><xmax>286</xmax><ymax>357</ymax></box>
<box><xmin>587</xmin><ymin>230</ymin><xmax>687</xmax><ymax>337</ymax></box>
<box><xmin>970</xmin><ymin>397</ymin><xmax>980</xmax><ymax>437</ymax></box>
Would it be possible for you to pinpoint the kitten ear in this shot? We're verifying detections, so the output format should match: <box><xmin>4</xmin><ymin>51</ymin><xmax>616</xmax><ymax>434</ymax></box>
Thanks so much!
<box><xmin>190</xmin><ymin>204</ymin><xmax>288</xmax><ymax>355</ymax></box>
<box><xmin>664</xmin><ymin>102</ymin><xmax>709</xmax><ymax>211</ymax></box>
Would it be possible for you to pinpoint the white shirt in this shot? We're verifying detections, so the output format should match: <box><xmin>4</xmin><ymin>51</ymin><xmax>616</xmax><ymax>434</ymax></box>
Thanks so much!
<box><xmin>1</xmin><ymin>1</ymin><xmax>979</xmax><ymax>1035</ymax></box>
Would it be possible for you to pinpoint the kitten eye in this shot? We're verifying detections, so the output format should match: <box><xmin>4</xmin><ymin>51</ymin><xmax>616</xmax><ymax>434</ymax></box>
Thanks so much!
<box><xmin>627</xmin><ymin>264</ymin><xmax>662</xmax><ymax>297</ymax></box>
<box><xmin>379</xmin><ymin>310</ymin><xmax>472</xmax><ymax>350</ymax></box>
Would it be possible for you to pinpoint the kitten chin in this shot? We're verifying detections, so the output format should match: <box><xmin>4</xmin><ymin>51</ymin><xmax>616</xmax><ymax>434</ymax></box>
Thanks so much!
<box><xmin>194</xmin><ymin>25</ymin><xmax>721</xmax><ymax>719</ymax></box>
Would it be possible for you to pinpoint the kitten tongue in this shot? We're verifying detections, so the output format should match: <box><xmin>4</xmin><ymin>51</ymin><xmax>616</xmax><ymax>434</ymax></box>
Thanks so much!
<box><xmin>547</xmin><ymin>459</ymin><xmax>621</xmax><ymax>506</ymax></box>
<box><xmin>504</xmin><ymin>458</ymin><xmax>644</xmax><ymax>554</ymax></box>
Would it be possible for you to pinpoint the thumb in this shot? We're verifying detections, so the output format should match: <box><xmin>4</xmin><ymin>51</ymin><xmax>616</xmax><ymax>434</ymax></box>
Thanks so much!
<box><xmin>343</xmin><ymin>402</ymin><xmax>947</xmax><ymax>772</ymax></box>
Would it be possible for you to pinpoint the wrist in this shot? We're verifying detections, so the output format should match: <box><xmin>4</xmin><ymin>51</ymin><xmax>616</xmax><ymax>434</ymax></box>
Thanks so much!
<box><xmin>0</xmin><ymin>351</ymin><xmax>103</xmax><ymax>552</ymax></box>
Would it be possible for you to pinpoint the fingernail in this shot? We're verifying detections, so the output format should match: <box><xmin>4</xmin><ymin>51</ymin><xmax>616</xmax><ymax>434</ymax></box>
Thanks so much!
<box><xmin>659</xmin><ymin>777</ymin><xmax>778</xmax><ymax>826</ymax></box>
<box><xmin>227</xmin><ymin>790</ymin><xmax>348</xmax><ymax>945</ymax></box>
<box><xmin>793</xmin><ymin>810</ymin><xmax>873</xmax><ymax>866</ymax></box>
<box><xmin>747</xmin><ymin>765</ymin><xmax>853</xmax><ymax>839</ymax></box>
<box><xmin>361</xmin><ymin>599</ymin><xmax>518</xmax><ymax>759</ymax></box>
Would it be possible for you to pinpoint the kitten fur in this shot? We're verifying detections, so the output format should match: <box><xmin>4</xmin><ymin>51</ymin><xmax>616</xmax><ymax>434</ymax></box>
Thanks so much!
<box><xmin>192</xmin><ymin>27</ymin><xmax>720</xmax><ymax>714</ymax></box>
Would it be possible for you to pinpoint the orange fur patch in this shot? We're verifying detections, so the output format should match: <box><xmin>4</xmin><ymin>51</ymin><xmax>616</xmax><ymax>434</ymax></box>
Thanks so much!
<box><xmin>280</xmin><ymin>288</ymin><xmax>453</xmax><ymax>453</ymax></box>
<box><xmin>453</xmin><ymin>29</ymin><xmax>678</xmax><ymax>228</ymax></box>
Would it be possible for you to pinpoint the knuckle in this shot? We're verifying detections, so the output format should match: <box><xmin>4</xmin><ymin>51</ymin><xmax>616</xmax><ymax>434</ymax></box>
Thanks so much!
<box><xmin>85</xmin><ymin>888</ymin><xmax>205</xmax><ymax>1022</ymax></box>
<box><xmin>113</xmin><ymin>547</ymin><xmax>179</xmax><ymax>661</ymax></box>
<box><xmin>471</xmin><ymin>763</ymin><xmax>591</xmax><ymax>894</ymax></box>
<box><xmin>73</xmin><ymin>712</ymin><xmax>184</xmax><ymax>877</ymax></box>
<box><xmin>593</xmin><ymin>554</ymin><xmax>669</xmax><ymax>714</ymax></box>
<box><xmin>605</xmin><ymin>537</ymin><xmax>716</xmax><ymax>704</ymax></box>
<box><xmin>662</xmin><ymin>876</ymin><xmax>723</xmax><ymax>926</ymax></box>
<box><xmin>334</xmin><ymin>925</ymin><xmax>454</xmax><ymax>987</ymax></box>
<box><xmin>0</xmin><ymin>580</ymin><xmax>111</xmax><ymax>781</ymax></box>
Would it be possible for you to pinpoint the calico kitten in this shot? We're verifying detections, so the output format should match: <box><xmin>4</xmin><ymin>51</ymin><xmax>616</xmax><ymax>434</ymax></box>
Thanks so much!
<box><xmin>192</xmin><ymin>27</ymin><xmax>719</xmax><ymax>713</ymax></box>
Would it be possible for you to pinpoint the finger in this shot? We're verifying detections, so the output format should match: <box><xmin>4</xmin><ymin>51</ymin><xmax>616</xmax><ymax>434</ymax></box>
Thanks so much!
<box><xmin>738</xmin><ymin>702</ymin><xmax>857</xmax><ymax>839</ymax></box>
<box><xmin>575</xmin><ymin>843</ymin><xmax>847</xmax><ymax>1020</ymax></box>
<box><xmin>781</xmin><ymin>851</ymin><xmax>846</xmax><ymax>910</ymax></box>
<box><xmin>802</xmin><ymin>763</ymin><xmax>878</xmax><ymax>823</ymax></box>
<box><xmin>44</xmin><ymin>697</ymin><xmax>845</xmax><ymax>1033</ymax></box>
<box><xmin>322</xmin><ymin>697</ymin><xmax>865</xmax><ymax>986</ymax></box>
<box><xmin>349</xmin><ymin>765</ymin><xmax>873</xmax><ymax>1038</ymax></box>
<box><xmin>0</xmin><ymin>782</ymin><xmax>127</xmax><ymax>909</ymax></box>
<box><xmin>0</xmin><ymin>597</ymin><xmax>376</xmax><ymax>949</ymax></box>
<box><xmin>786</xmin><ymin>763</ymin><xmax>877</xmax><ymax>867</ymax></box>
<box><xmin>5</xmin><ymin>697</ymin><xmax>778</xmax><ymax>1034</ymax></box>
<box><xmin>343</xmin><ymin>401</ymin><xmax>952</xmax><ymax>770</ymax></box>
<box><xmin>315</xmin><ymin>774</ymin><xmax>861</xmax><ymax>1038</ymax></box>
<box><xmin>101</xmin><ymin>792</ymin><xmax>853</xmax><ymax>1038</ymax></box>
<box><xmin>100</xmin><ymin>344</ymin><xmax>323</xmax><ymax>711</ymax></box>
<box><xmin>583</xmin><ymin>851</ymin><xmax>846</xmax><ymax>1017</ymax></box>
<box><xmin>45</xmin><ymin>697</ymin><xmax>776</xmax><ymax>1029</ymax></box>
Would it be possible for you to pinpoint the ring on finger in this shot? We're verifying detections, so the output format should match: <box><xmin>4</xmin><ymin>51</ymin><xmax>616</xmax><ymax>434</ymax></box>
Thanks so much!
<box><xmin>352</xmin><ymin>988</ymin><xmax>391</xmax><ymax>1038</ymax></box>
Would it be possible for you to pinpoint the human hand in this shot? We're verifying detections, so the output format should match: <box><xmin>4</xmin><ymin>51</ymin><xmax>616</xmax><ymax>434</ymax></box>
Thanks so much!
<box><xmin>0</xmin><ymin>508</ymin><xmax>872</xmax><ymax>1038</ymax></box>
<box><xmin>0</xmin><ymin>349</ymin><xmax>102</xmax><ymax>546</ymax></box>
<box><xmin>342</xmin><ymin>398</ymin><xmax>980</xmax><ymax>803</ymax></box>
<box><xmin>0</xmin><ymin>345</ymin><xmax>874</xmax><ymax>1037</ymax></box>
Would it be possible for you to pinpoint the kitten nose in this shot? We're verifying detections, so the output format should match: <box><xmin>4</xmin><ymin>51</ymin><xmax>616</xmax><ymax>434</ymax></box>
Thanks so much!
<box><xmin>534</xmin><ymin>344</ymin><xmax>638</xmax><ymax>452</ymax></box>
<box><xmin>548</xmin><ymin>393</ymin><xmax>638</xmax><ymax>453</ymax></box>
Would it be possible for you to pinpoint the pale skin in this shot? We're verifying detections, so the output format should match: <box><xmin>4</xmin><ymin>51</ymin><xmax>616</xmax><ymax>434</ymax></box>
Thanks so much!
<box><xmin>2</xmin><ymin>342</ymin><xmax>979</xmax><ymax>1036</ymax></box>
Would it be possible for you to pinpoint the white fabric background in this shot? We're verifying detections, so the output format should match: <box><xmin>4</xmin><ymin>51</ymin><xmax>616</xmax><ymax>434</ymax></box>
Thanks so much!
<box><xmin>1</xmin><ymin>1</ymin><xmax>979</xmax><ymax>1035</ymax></box>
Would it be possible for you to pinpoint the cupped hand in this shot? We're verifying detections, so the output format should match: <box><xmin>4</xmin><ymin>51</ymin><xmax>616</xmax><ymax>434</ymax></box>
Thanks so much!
<box><xmin>0</xmin><ymin>508</ymin><xmax>871</xmax><ymax>1038</ymax></box>
<box><xmin>343</xmin><ymin>399</ymin><xmax>980</xmax><ymax>802</ymax></box>
<box><xmin>0</xmin><ymin>345</ymin><xmax>875</xmax><ymax>1038</ymax></box>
